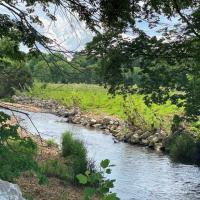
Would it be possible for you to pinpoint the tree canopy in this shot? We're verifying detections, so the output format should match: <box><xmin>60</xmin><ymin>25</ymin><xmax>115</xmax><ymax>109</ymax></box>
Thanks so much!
<box><xmin>0</xmin><ymin>37</ymin><xmax>32</xmax><ymax>97</ymax></box>
<box><xmin>0</xmin><ymin>0</ymin><xmax>200</xmax><ymax>119</ymax></box>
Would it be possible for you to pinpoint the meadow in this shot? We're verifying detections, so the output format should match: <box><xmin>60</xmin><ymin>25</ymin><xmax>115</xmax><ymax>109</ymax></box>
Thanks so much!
<box><xmin>24</xmin><ymin>82</ymin><xmax>183</xmax><ymax>133</ymax></box>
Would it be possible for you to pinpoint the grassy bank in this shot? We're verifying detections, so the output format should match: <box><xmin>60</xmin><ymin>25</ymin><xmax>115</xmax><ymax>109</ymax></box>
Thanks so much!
<box><xmin>24</xmin><ymin>82</ymin><xmax>182</xmax><ymax>133</ymax></box>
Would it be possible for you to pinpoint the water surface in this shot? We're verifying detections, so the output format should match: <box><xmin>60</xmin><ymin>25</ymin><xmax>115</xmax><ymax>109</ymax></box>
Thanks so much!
<box><xmin>2</xmin><ymin>109</ymin><xmax>200</xmax><ymax>200</ymax></box>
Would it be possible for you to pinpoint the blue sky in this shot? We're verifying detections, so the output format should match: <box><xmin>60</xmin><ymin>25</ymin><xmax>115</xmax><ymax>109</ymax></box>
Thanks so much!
<box><xmin>0</xmin><ymin>2</ymin><xmax>177</xmax><ymax>54</ymax></box>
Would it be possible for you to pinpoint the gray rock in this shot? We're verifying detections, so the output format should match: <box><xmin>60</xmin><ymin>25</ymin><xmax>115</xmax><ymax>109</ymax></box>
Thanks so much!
<box><xmin>81</xmin><ymin>119</ymin><xmax>88</xmax><ymax>126</ymax></box>
<box><xmin>104</xmin><ymin>129</ymin><xmax>110</xmax><ymax>134</ymax></box>
<box><xmin>109</xmin><ymin>120</ymin><xmax>114</xmax><ymax>125</ymax></box>
<box><xmin>102</xmin><ymin>116</ymin><xmax>112</xmax><ymax>125</ymax></box>
<box><xmin>113</xmin><ymin>120</ymin><xmax>120</xmax><ymax>126</ymax></box>
<box><xmin>152</xmin><ymin>136</ymin><xmax>159</xmax><ymax>144</ymax></box>
<box><xmin>110</xmin><ymin>129</ymin><xmax>120</xmax><ymax>135</ymax></box>
<box><xmin>56</xmin><ymin>118</ymin><xmax>69</xmax><ymax>123</ymax></box>
<box><xmin>92</xmin><ymin>124</ymin><xmax>103</xmax><ymax>128</ymax></box>
<box><xmin>72</xmin><ymin>116</ymin><xmax>81</xmax><ymax>124</ymax></box>
<box><xmin>130</xmin><ymin>133</ymin><xmax>140</xmax><ymax>144</ymax></box>
<box><xmin>141</xmin><ymin>139</ymin><xmax>149</xmax><ymax>145</ymax></box>
<box><xmin>89</xmin><ymin>119</ymin><xmax>97</xmax><ymax>126</ymax></box>
<box><xmin>140</xmin><ymin>131</ymin><xmax>151</xmax><ymax>140</ymax></box>
<box><xmin>124</xmin><ymin>132</ymin><xmax>133</xmax><ymax>140</ymax></box>
<box><xmin>154</xmin><ymin>143</ymin><xmax>164</xmax><ymax>151</ymax></box>
<box><xmin>0</xmin><ymin>179</ymin><xmax>25</xmax><ymax>200</ymax></box>
<box><xmin>134</xmin><ymin>129</ymin><xmax>143</xmax><ymax>136</ymax></box>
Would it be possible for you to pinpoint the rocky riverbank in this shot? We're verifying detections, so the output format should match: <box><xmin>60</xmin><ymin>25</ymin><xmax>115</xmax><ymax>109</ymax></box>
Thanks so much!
<box><xmin>11</xmin><ymin>95</ymin><xmax>168</xmax><ymax>151</ymax></box>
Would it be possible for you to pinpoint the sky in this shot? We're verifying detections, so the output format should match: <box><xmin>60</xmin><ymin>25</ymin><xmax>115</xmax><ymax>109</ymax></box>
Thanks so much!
<box><xmin>0</xmin><ymin>2</ymin><xmax>178</xmax><ymax>55</ymax></box>
<box><xmin>0</xmin><ymin>2</ymin><xmax>95</xmax><ymax>54</ymax></box>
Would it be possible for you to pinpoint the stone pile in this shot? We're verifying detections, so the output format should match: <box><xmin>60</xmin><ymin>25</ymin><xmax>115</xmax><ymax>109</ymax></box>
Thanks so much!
<box><xmin>13</xmin><ymin>96</ymin><xmax>168</xmax><ymax>151</ymax></box>
<box><xmin>123</xmin><ymin>127</ymin><xmax>167</xmax><ymax>151</ymax></box>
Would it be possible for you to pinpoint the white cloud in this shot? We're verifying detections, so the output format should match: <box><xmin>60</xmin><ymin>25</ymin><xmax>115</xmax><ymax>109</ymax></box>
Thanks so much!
<box><xmin>33</xmin><ymin>5</ymin><xmax>94</xmax><ymax>54</ymax></box>
<box><xmin>0</xmin><ymin>2</ymin><xmax>94</xmax><ymax>56</ymax></box>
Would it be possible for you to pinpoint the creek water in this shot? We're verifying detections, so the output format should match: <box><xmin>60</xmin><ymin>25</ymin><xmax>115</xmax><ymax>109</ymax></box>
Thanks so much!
<box><xmin>2</xmin><ymin>109</ymin><xmax>200</xmax><ymax>200</ymax></box>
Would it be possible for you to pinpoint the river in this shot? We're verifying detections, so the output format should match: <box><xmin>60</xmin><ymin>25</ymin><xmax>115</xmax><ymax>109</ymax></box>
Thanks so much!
<box><xmin>2</xmin><ymin>109</ymin><xmax>200</xmax><ymax>200</ymax></box>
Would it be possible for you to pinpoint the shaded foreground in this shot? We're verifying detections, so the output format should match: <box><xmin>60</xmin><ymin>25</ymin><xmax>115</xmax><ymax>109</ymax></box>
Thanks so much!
<box><xmin>17</xmin><ymin>135</ymin><xmax>85</xmax><ymax>200</ymax></box>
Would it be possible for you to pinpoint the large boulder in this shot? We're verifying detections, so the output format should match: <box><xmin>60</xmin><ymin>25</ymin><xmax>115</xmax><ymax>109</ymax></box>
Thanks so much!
<box><xmin>0</xmin><ymin>179</ymin><xmax>25</xmax><ymax>200</ymax></box>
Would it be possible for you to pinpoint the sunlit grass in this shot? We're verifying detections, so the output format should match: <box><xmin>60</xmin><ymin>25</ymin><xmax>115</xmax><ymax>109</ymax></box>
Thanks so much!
<box><xmin>25</xmin><ymin>82</ymin><xmax>183</xmax><ymax>133</ymax></box>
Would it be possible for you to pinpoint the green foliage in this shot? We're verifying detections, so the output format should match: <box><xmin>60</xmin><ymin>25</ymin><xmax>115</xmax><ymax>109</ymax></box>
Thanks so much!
<box><xmin>0</xmin><ymin>37</ymin><xmax>32</xmax><ymax>97</ymax></box>
<box><xmin>87</xmin><ymin>24</ymin><xmax>200</xmax><ymax>121</ymax></box>
<box><xmin>77</xmin><ymin>159</ymin><xmax>119</xmax><ymax>200</ymax></box>
<box><xmin>1</xmin><ymin>0</ymin><xmax>200</xmax><ymax>122</ymax></box>
<box><xmin>166</xmin><ymin>133</ymin><xmax>200</xmax><ymax>164</ymax></box>
<box><xmin>62</xmin><ymin>132</ymin><xmax>87</xmax><ymax>178</ymax></box>
<box><xmin>40</xmin><ymin>159</ymin><xmax>71</xmax><ymax>181</ymax></box>
<box><xmin>0</xmin><ymin>112</ymin><xmax>38</xmax><ymax>181</ymax></box>
<box><xmin>26</xmin><ymin>82</ymin><xmax>183</xmax><ymax>133</ymax></box>
<box><xmin>62</xmin><ymin>132</ymin><xmax>87</xmax><ymax>158</ymax></box>
<box><xmin>25</xmin><ymin>53</ymin><xmax>101</xmax><ymax>84</ymax></box>
<box><xmin>0</xmin><ymin>0</ymin><xmax>136</xmax><ymax>51</ymax></box>
<box><xmin>46</xmin><ymin>139</ymin><xmax>58</xmax><ymax>147</ymax></box>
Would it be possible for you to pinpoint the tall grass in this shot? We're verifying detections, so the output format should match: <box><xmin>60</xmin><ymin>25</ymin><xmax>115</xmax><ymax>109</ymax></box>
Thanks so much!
<box><xmin>25</xmin><ymin>82</ymin><xmax>183</xmax><ymax>133</ymax></box>
<box><xmin>62</xmin><ymin>132</ymin><xmax>88</xmax><ymax>178</ymax></box>
<box><xmin>40</xmin><ymin>159</ymin><xmax>71</xmax><ymax>181</ymax></box>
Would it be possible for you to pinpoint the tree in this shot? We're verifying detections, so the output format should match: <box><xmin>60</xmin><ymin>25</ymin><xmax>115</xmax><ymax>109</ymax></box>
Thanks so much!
<box><xmin>1</xmin><ymin>0</ymin><xmax>200</xmax><ymax>119</ymax></box>
<box><xmin>0</xmin><ymin>0</ymin><xmax>135</xmax><ymax>54</ymax></box>
<box><xmin>85</xmin><ymin>1</ymin><xmax>200</xmax><ymax>120</ymax></box>
<box><xmin>0</xmin><ymin>37</ymin><xmax>32</xmax><ymax>97</ymax></box>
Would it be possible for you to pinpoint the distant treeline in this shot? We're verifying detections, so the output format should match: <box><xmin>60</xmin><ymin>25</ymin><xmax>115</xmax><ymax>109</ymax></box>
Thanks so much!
<box><xmin>26</xmin><ymin>53</ymin><xmax>102</xmax><ymax>84</ymax></box>
<box><xmin>0</xmin><ymin>36</ymin><xmax>139</xmax><ymax>97</ymax></box>
<box><xmin>26</xmin><ymin>52</ymin><xmax>141</xmax><ymax>85</ymax></box>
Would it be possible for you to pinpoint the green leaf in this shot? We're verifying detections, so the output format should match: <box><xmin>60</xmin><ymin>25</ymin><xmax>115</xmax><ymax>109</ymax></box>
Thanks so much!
<box><xmin>76</xmin><ymin>174</ymin><xmax>88</xmax><ymax>184</ymax></box>
<box><xmin>106</xmin><ymin>168</ymin><xmax>111</xmax><ymax>174</ymax></box>
<box><xmin>84</xmin><ymin>187</ymin><xmax>96</xmax><ymax>200</ymax></box>
<box><xmin>101</xmin><ymin>159</ymin><xmax>110</xmax><ymax>169</ymax></box>
<box><xmin>85</xmin><ymin>170</ymin><xmax>90</xmax><ymax>176</ymax></box>
<box><xmin>103</xmin><ymin>193</ymin><xmax>120</xmax><ymax>200</ymax></box>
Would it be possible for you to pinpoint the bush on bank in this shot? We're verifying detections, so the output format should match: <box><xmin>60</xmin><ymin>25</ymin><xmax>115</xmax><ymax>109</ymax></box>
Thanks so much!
<box><xmin>0</xmin><ymin>112</ymin><xmax>38</xmax><ymax>182</ymax></box>
<box><xmin>62</xmin><ymin>132</ymin><xmax>88</xmax><ymax>179</ymax></box>
<box><xmin>166</xmin><ymin>133</ymin><xmax>200</xmax><ymax>164</ymax></box>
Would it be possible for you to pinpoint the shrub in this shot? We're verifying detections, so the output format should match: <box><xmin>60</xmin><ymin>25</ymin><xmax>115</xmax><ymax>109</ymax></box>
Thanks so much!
<box><xmin>0</xmin><ymin>59</ymin><xmax>33</xmax><ymax>97</ymax></box>
<box><xmin>77</xmin><ymin>159</ymin><xmax>119</xmax><ymax>200</ymax></box>
<box><xmin>70</xmin><ymin>155</ymin><xmax>88</xmax><ymax>178</ymax></box>
<box><xmin>62</xmin><ymin>132</ymin><xmax>87</xmax><ymax>157</ymax></box>
<box><xmin>62</xmin><ymin>132</ymin><xmax>87</xmax><ymax>178</ymax></box>
<box><xmin>0</xmin><ymin>111</ymin><xmax>41</xmax><ymax>182</ymax></box>
<box><xmin>167</xmin><ymin>133</ymin><xmax>198</xmax><ymax>164</ymax></box>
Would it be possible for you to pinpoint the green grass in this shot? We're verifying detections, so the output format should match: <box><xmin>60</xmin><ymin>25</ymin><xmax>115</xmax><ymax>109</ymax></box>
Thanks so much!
<box><xmin>62</xmin><ymin>132</ymin><xmax>88</xmax><ymax>179</ymax></box>
<box><xmin>40</xmin><ymin>159</ymin><xmax>71</xmax><ymax>181</ymax></box>
<box><xmin>46</xmin><ymin>139</ymin><xmax>58</xmax><ymax>147</ymax></box>
<box><xmin>25</xmin><ymin>82</ymin><xmax>183</xmax><ymax>133</ymax></box>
